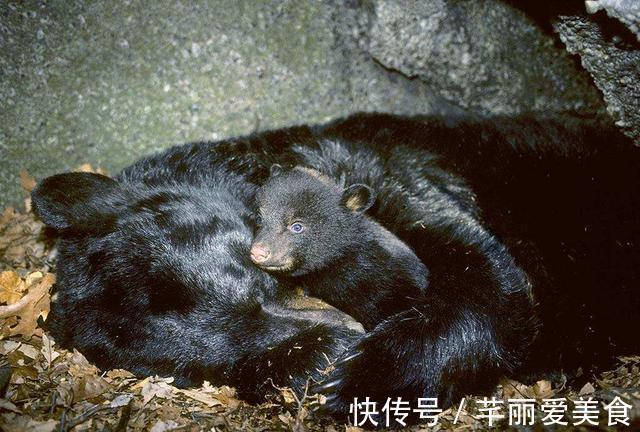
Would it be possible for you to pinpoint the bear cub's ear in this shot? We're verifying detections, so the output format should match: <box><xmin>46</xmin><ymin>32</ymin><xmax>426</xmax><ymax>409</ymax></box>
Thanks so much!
<box><xmin>31</xmin><ymin>172</ymin><xmax>129</xmax><ymax>232</ymax></box>
<box><xmin>341</xmin><ymin>184</ymin><xmax>376</xmax><ymax>213</ymax></box>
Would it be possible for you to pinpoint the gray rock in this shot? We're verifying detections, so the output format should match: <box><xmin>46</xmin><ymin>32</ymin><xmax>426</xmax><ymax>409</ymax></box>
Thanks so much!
<box><xmin>0</xmin><ymin>0</ymin><xmax>625</xmax><ymax>208</ymax></box>
<box><xmin>585</xmin><ymin>0</ymin><xmax>640</xmax><ymax>41</ymax></box>
<box><xmin>0</xmin><ymin>0</ymin><xmax>445</xmax><ymax>208</ymax></box>
<box><xmin>556</xmin><ymin>15</ymin><xmax>640</xmax><ymax>145</ymax></box>
<box><xmin>328</xmin><ymin>1</ymin><xmax>464</xmax><ymax>117</ymax></box>
<box><xmin>363</xmin><ymin>0</ymin><xmax>603</xmax><ymax>115</ymax></box>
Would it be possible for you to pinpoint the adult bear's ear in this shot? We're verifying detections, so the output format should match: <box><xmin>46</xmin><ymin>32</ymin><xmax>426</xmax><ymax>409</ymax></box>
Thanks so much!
<box><xmin>31</xmin><ymin>172</ymin><xmax>129</xmax><ymax>232</ymax></box>
<box><xmin>341</xmin><ymin>184</ymin><xmax>376</xmax><ymax>213</ymax></box>
<box><xmin>269</xmin><ymin>164</ymin><xmax>284</xmax><ymax>177</ymax></box>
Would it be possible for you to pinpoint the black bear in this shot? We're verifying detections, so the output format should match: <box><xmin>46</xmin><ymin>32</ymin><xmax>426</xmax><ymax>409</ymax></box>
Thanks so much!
<box><xmin>251</xmin><ymin>165</ymin><xmax>428</xmax><ymax>330</ymax></box>
<box><xmin>32</xmin><ymin>113</ymin><xmax>640</xmax><ymax>425</ymax></box>
<box><xmin>31</xmin><ymin>167</ymin><xmax>363</xmax><ymax>402</ymax></box>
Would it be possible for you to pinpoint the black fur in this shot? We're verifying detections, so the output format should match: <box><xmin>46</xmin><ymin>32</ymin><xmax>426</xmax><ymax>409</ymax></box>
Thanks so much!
<box><xmin>252</xmin><ymin>166</ymin><xmax>428</xmax><ymax>330</ymax></box>
<box><xmin>32</xmin><ymin>113</ymin><xmax>640</xmax><ymax>425</ymax></box>
<box><xmin>32</xmin><ymin>169</ymin><xmax>362</xmax><ymax>402</ymax></box>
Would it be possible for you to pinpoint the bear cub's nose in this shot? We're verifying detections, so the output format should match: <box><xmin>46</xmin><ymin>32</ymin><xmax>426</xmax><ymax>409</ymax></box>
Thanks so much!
<box><xmin>250</xmin><ymin>244</ymin><xmax>270</xmax><ymax>264</ymax></box>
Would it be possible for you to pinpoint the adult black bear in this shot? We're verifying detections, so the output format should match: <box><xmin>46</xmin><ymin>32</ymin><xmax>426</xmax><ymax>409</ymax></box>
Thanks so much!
<box><xmin>31</xmin><ymin>167</ymin><xmax>364</xmax><ymax>402</ymax></box>
<box><xmin>32</xmin><ymin>113</ymin><xmax>640</xmax><ymax>424</ymax></box>
<box><xmin>251</xmin><ymin>165</ymin><xmax>428</xmax><ymax>330</ymax></box>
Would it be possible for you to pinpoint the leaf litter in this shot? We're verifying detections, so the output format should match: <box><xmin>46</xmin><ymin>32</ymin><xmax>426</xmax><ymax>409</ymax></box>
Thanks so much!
<box><xmin>0</xmin><ymin>167</ymin><xmax>638</xmax><ymax>431</ymax></box>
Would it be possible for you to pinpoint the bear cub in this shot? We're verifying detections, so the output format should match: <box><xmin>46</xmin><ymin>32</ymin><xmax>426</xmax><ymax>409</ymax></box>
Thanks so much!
<box><xmin>250</xmin><ymin>165</ymin><xmax>428</xmax><ymax>330</ymax></box>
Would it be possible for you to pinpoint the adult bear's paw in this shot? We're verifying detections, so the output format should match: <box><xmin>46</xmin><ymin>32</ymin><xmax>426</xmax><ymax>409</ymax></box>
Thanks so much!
<box><xmin>312</xmin><ymin>307</ymin><xmax>505</xmax><ymax>427</ymax></box>
<box><xmin>312</xmin><ymin>316</ymin><xmax>436</xmax><ymax>426</ymax></box>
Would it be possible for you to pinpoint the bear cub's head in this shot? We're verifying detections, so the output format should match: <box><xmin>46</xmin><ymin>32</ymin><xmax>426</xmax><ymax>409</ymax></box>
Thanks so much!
<box><xmin>251</xmin><ymin>165</ymin><xmax>375</xmax><ymax>277</ymax></box>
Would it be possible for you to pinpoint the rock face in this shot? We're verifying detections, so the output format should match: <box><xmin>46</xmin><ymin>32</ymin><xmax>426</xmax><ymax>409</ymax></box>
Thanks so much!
<box><xmin>1</xmin><ymin>0</ymin><xmax>638</xmax><ymax>206</ymax></box>
<box><xmin>585</xmin><ymin>0</ymin><xmax>640</xmax><ymax>41</ymax></box>
<box><xmin>362</xmin><ymin>0</ymin><xmax>603</xmax><ymax>115</ymax></box>
<box><xmin>555</xmin><ymin>1</ymin><xmax>640</xmax><ymax>145</ymax></box>
<box><xmin>557</xmin><ymin>15</ymin><xmax>640</xmax><ymax>145</ymax></box>
<box><xmin>0</xmin><ymin>0</ymin><xmax>444</xmax><ymax>207</ymax></box>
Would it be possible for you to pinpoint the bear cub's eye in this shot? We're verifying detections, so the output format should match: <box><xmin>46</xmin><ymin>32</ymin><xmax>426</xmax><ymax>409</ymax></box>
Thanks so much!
<box><xmin>289</xmin><ymin>222</ymin><xmax>305</xmax><ymax>234</ymax></box>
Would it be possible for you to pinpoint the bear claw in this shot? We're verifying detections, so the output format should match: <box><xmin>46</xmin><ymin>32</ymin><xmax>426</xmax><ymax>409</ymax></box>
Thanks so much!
<box><xmin>332</xmin><ymin>350</ymin><xmax>362</xmax><ymax>367</ymax></box>
<box><xmin>312</xmin><ymin>378</ymin><xmax>342</xmax><ymax>393</ymax></box>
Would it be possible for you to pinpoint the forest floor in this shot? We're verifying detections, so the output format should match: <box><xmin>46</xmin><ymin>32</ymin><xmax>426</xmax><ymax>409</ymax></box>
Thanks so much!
<box><xmin>1</xmin><ymin>167</ymin><xmax>639</xmax><ymax>431</ymax></box>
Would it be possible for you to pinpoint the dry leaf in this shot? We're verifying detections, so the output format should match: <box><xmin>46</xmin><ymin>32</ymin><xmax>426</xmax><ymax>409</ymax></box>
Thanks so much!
<box><xmin>0</xmin><ymin>272</ymin><xmax>54</xmax><ymax>339</ymax></box>
<box><xmin>129</xmin><ymin>410</ymin><xmax>149</xmax><ymax>430</ymax></box>
<box><xmin>279</xmin><ymin>386</ymin><xmax>297</xmax><ymax>404</ymax></box>
<box><xmin>0</xmin><ymin>340</ymin><xmax>20</xmax><ymax>355</ymax></box>
<box><xmin>40</xmin><ymin>333</ymin><xmax>60</xmax><ymax>368</ymax></box>
<box><xmin>74</xmin><ymin>164</ymin><xmax>108</xmax><ymax>175</ymax></box>
<box><xmin>500</xmin><ymin>378</ymin><xmax>555</xmax><ymax>400</ymax></box>
<box><xmin>17</xmin><ymin>343</ymin><xmax>40</xmax><ymax>360</ymax></box>
<box><xmin>55</xmin><ymin>381</ymin><xmax>74</xmax><ymax>407</ymax></box>
<box><xmin>0</xmin><ymin>415</ymin><xmax>58</xmax><ymax>432</ymax></box>
<box><xmin>278</xmin><ymin>411</ymin><xmax>294</xmax><ymax>427</ymax></box>
<box><xmin>27</xmin><ymin>419</ymin><xmax>58</xmax><ymax>432</ymax></box>
<box><xmin>579</xmin><ymin>382</ymin><xmax>595</xmax><ymax>395</ymax></box>
<box><xmin>150</xmin><ymin>419</ymin><xmax>181</xmax><ymax>432</ymax></box>
<box><xmin>106</xmin><ymin>369</ymin><xmax>135</xmax><ymax>380</ymax></box>
<box><xmin>0</xmin><ymin>271</ymin><xmax>26</xmax><ymax>305</ymax></box>
<box><xmin>73</xmin><ymin>374</ymin><xmax>111</xmax><ymax>402</ymax></box>
<box><xmin>156</xmin><ymin>403</ymin><xmax>182</xmax><ymax>421</ymax></box>
<box><xmin>501</xmin><ymin>378</ymin><xmax>529</xmax><ymax>399</ymax></box>
<box><xmin>0</xmin><ymin>399</ymin><xmax>21</xmax><ymax>413</ymax></box>
<box><xmin>19</xmin><ymin>170</ymin><xmax>37</xmax><ymax>193</ymax></box>
<box><xmin>532</xmin><ymin>380</ymin><xmax>554</xmax><ymax>398</ymax></box>
<box><xmin>210</xmin><ymin>385</ymin><xmax>241</xmax><ymax>409</ymax></box>
<box><xmin>200</xmin><ymin>380</ymin><xmax>218</xmax><ymax>393</ymax></box>
<box><xmin>109</xmin><ymin>393</ymin><xmax>133</xmax><ymax>408</ymax></box>
<box><xmin>139</xmin><ymin>376</ymin><xmax>175</xmax><ymax>405</ymax></box>
<box><xmin>69</xmin><ymin>349</ymin><xmax>100</xmax><ymax>377</ymax></box>
<box><xmin>175</xmin><ymin>388</ymin><xmax>222</xmax><ymax>407</ymax></box>
<box><xmin>0</xmin><ymin>207</ymin><xmax>46</xmax><ymax>269</ymax></box>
